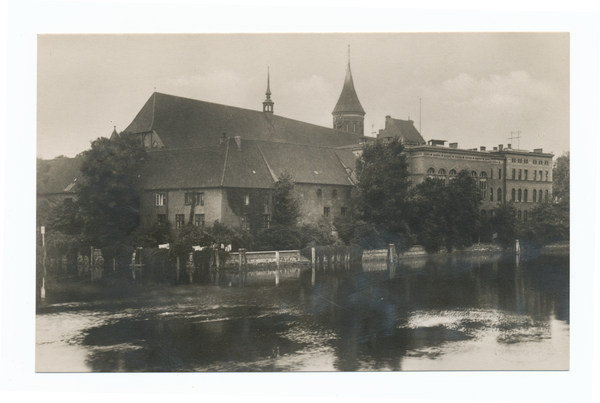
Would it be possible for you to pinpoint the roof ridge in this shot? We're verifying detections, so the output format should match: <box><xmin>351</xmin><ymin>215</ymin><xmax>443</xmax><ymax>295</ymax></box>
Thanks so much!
<box><xmin>239</xmin><ymin>138</ymin><xmax>358</xmax><ymax>150</ymax></box>
<box><xmin>153</xmin><ymin>91</ymin><xmax>362</xmax><ymax>136</ymax></box>
<box><xmin>256</xmin><ymin>144</ymin><xmax>279</xmax><ymax>183</ymax></box>
<box><xmin>150</xmin><ymin>92</ymin><xmax>156</xmax><ymax>129</ymax></box>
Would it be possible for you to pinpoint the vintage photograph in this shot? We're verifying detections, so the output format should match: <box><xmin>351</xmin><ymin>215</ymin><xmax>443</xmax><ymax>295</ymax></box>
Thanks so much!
<box><xmin>36</xmin><ymin>33</ymin><xmax>570</xmax><ymax>372</ymax></box>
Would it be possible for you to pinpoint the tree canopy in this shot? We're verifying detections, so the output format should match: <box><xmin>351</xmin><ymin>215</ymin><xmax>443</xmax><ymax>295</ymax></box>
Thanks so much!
<box><xmin>353</xmin><ymin>138</ymin><xmax>413</xmax><ymax>247</ymax></box>
<box><xmin>77</xmin><ymin>135</ymin><xmax>146</xmax><ymax>247</ymax></box>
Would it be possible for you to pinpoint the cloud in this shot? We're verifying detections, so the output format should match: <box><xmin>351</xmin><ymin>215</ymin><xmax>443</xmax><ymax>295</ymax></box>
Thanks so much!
<box><xmin>433</xmin><ymin>71</ymin><xmax>557</xmax><ymax>110</ymax></box>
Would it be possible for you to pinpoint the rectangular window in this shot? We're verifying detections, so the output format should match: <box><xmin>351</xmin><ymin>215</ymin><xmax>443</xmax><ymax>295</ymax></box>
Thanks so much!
<box><xmin>317</xmin><ymin>188</ymin><xmax>322</xmax><ymax>198</ymax></box>
<box><xmin>524</xmin><ymin>159</ymin><xmax>528</xmax><ymax>164</ymax></box>
<box><xmin>241</xmin><ymin>215</ymin><xmax>249</xmax><ymax>230</ymax></box>
<box><xmin>524</xmin><ymin>170</ymin><xmax>528</xmax><ymax>180</ymax></box>
<box><xmin>518</xmin><ymin>169</ymin><xmax>522</xmax><ymax>180</ymax></box>
<box><xmin>490</xmin><ymin>169</ymin><xmax>493</xmax><ymax>179</ymax></box>
<box><xmin>539</xmin><ymin>170</ymin><xmax>542</xmax><ymax>180</ymax></box>
<box><xmin>324</xmin><ymin>207</ymin><xmax>330</xmax><ymax>217</ymax></box>
<box><xmin>185</xmin><ymin>192</ymin><xmax>204</xmax><ymax>206</ymax></box>
<box><xmin>156</xmin><ymin>193</ymin><xmax>166</xmax><ymax>206</ymax></box>
<box><xmin>533</xmin><ymin>160</ymin><xmax>537</xmax><ymax>165</ymax></box>
<box><xmin>498</xmin><ymin>169</ymin><xmax>502</xmax><ymax>180</ymax></box>
<box><xmin>175</xmin><ymin>214</ymin><xmax>185</xmax><ymax>229</ymax></box>
<box><xmin>512</xmin><ymin>169</ymin><xmax>516</xmax><ymax>180</ymax></box>
<box><xmin>194</xmin><ymin>214</ymin><xmax>205</xmax><ymax>228</ymax></box>
<box><xmin>157</xmin><ymin>214</ymin><xmax>166</xmax><ymax>224</ymax></box>
<box><xmin>533</xmin><ymin>170</ymin><xmax>537</xmax><ymax>181</ymax></box>
<box><xmin>518</xmin><ymin>158</ymin><xmax>522</xmax><ymax>163</ymax></box>
<box><xmin>341</xmin><ymin>207</ymin><xmax>348</xmax><ymax>217</ymax></box>
<box><xmin>332</xmin><ymin>189</ymin><xmax>337</xmax><ymax>198</ymax></box>
<box><xmin>545</xmin><ymin>171</ymin><xmax>549</xmax><ymax>181</ymax></box>
<box><xmin>261</xmin><ymin>214</ymin><xmax>271</xmax><ymax>229</ymax></box>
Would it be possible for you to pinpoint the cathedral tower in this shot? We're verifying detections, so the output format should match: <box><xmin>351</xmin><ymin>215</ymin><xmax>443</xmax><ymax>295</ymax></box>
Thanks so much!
<box><xmin>332</xmin><ymin>48</ymin><xmax>365</xmax><ymax>135</ymax></box>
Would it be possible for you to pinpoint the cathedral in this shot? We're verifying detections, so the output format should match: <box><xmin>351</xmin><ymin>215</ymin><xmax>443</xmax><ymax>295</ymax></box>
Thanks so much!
<box><xmin>38</xmin><ymin>54</ymin><xmax>554</xmax><ymax>230</ymax></box>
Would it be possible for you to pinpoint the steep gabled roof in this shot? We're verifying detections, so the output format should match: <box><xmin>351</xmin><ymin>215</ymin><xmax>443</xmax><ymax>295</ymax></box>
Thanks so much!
<box><xmin>378</xmin><ymin>116</ymin><xmax>426</xmax><ymax>145</ymax></box>
<box><xmin>122</xmin><ymin>92</ymin><xmax>361</xmax><ymax>149</ymax></box>
<box><xmin>140</xmin><ymin>138</ymin><xmax>358</xmax><ymax>190</ymax></box>
<box><xmin>37</xmin><ymin>157</ymin><xmax>84</xmax><ymax>195</ymax></box>
<box><xmin>332</xmin><ymin>61</ymin><xmax>365</xmax><ymax>116</ymax></box>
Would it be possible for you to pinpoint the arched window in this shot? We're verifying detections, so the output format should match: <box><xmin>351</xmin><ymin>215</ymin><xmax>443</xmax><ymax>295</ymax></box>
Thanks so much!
<box><xmin>518</xmin><ymin>189</ymin><xmax>522</xmax><ymax>202</ymax></box>
<box><xmin>545</xmin><ymin>190</ymin><xmax>549</xmax><ymax>201</ymax></box>
<box><xmin>449</xmin><ymin>169</ymin><xmax>457</xmax><ymax>176</ymax></box>
<box><xmin>524</xmin><ymin>189</ymin><xmax>528</xmax><ymax>203</ymax></box>
<box><xmin>480</xmin><ymin>171</ymin><xmax>487</xmax><ymax>177</ymax></box>
<box><xmin>533</xmin><ymin>189</ymin><xmax>537</xmax><ymax>202</ymax></box>
<box><xmin>498</xmin><ymin>188</ymin><xmax>502</xmax><ymax>202</ymax></box>
<box><xmin>511</xmin><ymin>188</ymin><xmax>516</xmax><ymax>201</ymax></box>
<box><xmin>471</xmin><ymin>171</ymin><xmax>477</xmax><ymax>177</ymax></box>
<box><xmin>480</xmin><ymin>179</ymin><xmax>487</xmax><ymax>200</ymax></box>
<box><xmin>490</xmin><ymin>188</ymin><xmax>494</xmax><ymax>202</ymax></box>
<box><xmin>438</xmin><ymin>168</ymin><xmax>446</xmax><ymax>175</ymax></box>
<box><xmin>518</xmin><ymin>210</ymin><xmax>522</xmax><ymax>220</ymax></box>
<box><xmin>539</xmin><ymin>190</ymin><xmax>542</xmax><ymax>202</ymax></box>
<box><xmin>524</xmin><ymin>210</ymin><xmax>528</xmax><ymax>222</ymax></box>
<box><xmin>427</xmin><ymin>167</ymin><xmax>435</xmax><ymax>175</ymax></box>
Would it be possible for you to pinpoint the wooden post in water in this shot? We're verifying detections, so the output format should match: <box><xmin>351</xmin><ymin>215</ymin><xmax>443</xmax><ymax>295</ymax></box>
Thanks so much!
<box><xmin>238</xmin><ymin>248</ymin><xmax>244</xmax><ymax>284</ymax></box>
<box><xmin>176</xmin><ymin>256</ymin><xmax>180</xmax><ymax>281</ymax></box>
<box><xmin>275</xmin><ymin>250</ymin><xmax>280</xmax><ymax>285</ymax></box>
<box><xmin>515</xmin><ymin>239</ymin><xmax>521</xmax><ymax>255</ymax></box>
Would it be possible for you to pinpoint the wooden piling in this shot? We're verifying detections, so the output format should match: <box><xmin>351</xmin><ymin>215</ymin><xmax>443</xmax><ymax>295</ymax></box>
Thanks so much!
<box><xmin>275</xmin><ymin>250</ymin><xmax>280</xmax><ymax>285</ymax></box>
<box><xmin>311</xmin><ymin>247</ymin><xmax>316</xmax><ymax>267</ymax></box>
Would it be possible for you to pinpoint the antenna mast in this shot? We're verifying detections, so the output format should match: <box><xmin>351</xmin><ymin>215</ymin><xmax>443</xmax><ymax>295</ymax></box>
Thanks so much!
<box><xmin>508</xmin><ymin>131</ymin><xmax>522</xmax><ymax>149</ymax></box>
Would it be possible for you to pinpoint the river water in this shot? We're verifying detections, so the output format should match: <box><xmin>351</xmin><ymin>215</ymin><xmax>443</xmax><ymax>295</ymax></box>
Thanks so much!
<box><xmin>36</xmin><ymin>249</ymin><xmax>569</xmax><ymax>372</ymax></box>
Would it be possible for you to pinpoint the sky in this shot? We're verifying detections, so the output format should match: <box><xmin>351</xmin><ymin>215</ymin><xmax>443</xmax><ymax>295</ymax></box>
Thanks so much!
<box><xmin>37</xmin><ymin>32</ymin><xmax>569</xmax><ymax>159</ymax></box>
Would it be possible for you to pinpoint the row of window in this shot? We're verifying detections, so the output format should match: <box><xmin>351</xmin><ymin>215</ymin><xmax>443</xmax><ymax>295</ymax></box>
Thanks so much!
<box><xmin>156</xmin><ymin>192</ymin><xmax>272</xmax><ymax>207</ymax></box>
<box><xmin>158</xmin><ymin>214</ymin><xmax>205</xmax><ymax>229</ymax></box>
<box><xmin>511</xmin><ymin>169</ymin><xmax>549</xmax><ymax>181</ymax></box>
<box><xmin>511</xmin><ymin>158</ymin><xmax>550</xmax><ymax>166</ymax></box>
<box><xmin>156</xmin><ymin>192</ymin><xmax>205</xmax><ymax>206</ymax></box>
<box><xmin>427</xmin><ymin>167</ymin><xmax>551</xmax><ymax>182</ymax></box>
<box><xmin>428</xmin><ymin>168</ymin><xmax>501</xmax><ymax>179</ymax></box>
<box><xmin>241</xmin><ymin>215</ymin><xmax>271</xmax><ymax>230</ymax></box>
<box><xmin>510</xmin><ymin>188</ymin><xmax>549</xmax><ymax>203</ymax></box>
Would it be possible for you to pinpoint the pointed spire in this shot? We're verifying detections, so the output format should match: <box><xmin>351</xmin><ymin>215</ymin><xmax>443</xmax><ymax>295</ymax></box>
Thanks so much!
<box><xmin>332</xmin><ymin>47</ymin><xmax>365</xmax><ymax>116</ymax></box>
<box><xmin>263</xmin><ymin>67</ymin><xmax>274</xmax><ymax>114</ymax></box>
<box><xmin>110</xmin><ymin>125</ymin><xmax>120</xmax><ymax>141</ymax></box>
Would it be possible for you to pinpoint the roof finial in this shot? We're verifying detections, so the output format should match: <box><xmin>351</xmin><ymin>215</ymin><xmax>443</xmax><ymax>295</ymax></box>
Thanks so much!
<box><xmin>266</xmin><ymin>67</ymin><xmax>271</xmax><ymax>97</ymax></box>
<box><xmin>263</xmin><ymin>67</ymin><xmax>274</xmax><ymax>114</ymax></box>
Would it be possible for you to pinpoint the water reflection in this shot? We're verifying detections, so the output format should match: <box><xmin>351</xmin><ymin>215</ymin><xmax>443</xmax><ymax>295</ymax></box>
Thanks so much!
<box><xmin>36</xmin><ymin>250</ymin><xmax>569</xmax><ymax>371</ymax></box>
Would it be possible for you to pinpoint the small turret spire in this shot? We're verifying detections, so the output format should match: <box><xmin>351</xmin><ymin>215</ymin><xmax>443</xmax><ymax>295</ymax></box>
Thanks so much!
<box><xmin>263</xmin><ymin>67</ymin><xmax>274</xmax><ymax>114</ymax></box>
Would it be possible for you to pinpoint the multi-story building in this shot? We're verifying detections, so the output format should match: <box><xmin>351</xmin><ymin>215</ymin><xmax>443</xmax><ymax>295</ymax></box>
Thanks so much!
<box><xmin>37</xmin><ymin>55</ymin><xmax>553</xmax><ymax>232</ymax></box>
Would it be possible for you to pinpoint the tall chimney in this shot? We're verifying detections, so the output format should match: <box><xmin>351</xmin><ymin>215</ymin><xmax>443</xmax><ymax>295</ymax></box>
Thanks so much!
<box><xmin>507</xmin><ymin>144</ymin><xmax>512</xmax><ymax>149</ymax></box>
<box><xmin>499</xmin><ymin>144</ymin><xmax>503</xmax><ymax>151</ymax></box>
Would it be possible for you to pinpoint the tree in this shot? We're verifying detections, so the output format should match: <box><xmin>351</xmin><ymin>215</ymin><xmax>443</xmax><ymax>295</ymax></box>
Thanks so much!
<box><xmin>491</xmin><ymin>202</ymin><xmax>518</xmax><ymax>248</ymax></box>
<box><xmin>353</xmin><ymin>138</ymin><xmax>413</xmax><ymax>247</ymax></box>
<box><xmin>552</xmin><ymin>151</ymin><xmax>569</xmax><ymax>206</ymax></box>
<box><xmin>77</xmin><ymin>136</ymin><xmax>146</xmax><ymax>248</ymax></box>
<box><xmin>271</xmin><ymin>172</ymin><xmax>301</xmax><ymax>227</ymax></box>
<box><xmin>409</xmin><ymin>170</ymin><xmax>481</xmax><ymax>252</ymax></box>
